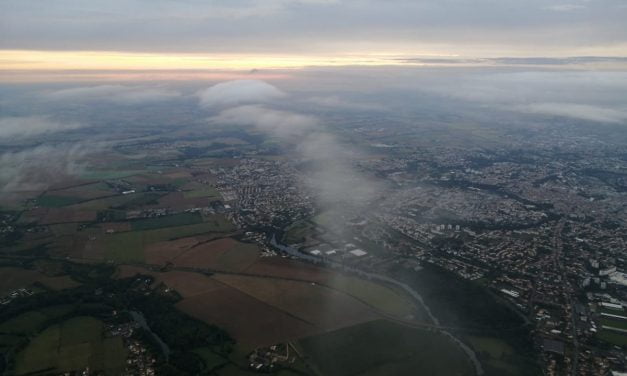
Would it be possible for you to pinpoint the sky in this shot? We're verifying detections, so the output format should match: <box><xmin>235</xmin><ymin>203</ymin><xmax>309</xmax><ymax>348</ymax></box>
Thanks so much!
<box><xmin>1</xmin><ymin>0</ymin><xmax>627</xmax><ymax>76</ymax></box>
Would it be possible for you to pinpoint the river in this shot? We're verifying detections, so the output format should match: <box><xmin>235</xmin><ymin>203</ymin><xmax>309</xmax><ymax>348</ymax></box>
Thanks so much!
<box><xmin>270</xmin><ymin>234</ymin><xmax>484</xmax><ymax>375</ymax></box>
<box><xmin>130</xmin><ymin>311</ymin><xmax>171</xmax><ymax>361</ymax></box>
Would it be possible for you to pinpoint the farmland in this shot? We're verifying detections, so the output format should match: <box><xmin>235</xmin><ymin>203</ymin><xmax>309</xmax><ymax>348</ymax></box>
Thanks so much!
<box><xmin>298</xmin><ymin>319</ymin><xmax>474</xmax><ymax>376</ymax></box>
<box><xmin>36</xmin><ymin>195</ymin><xmax>82</xmax><ymax>208</ymax></box>
<box><xmin>131</xmin><ymin>212</ymin><xmax>203</xmax><ymax>231</ymax></box>
<box><xmin>0</xmin><ymin>267</ymin><xmax>80</xmax><ymax>295</ymax></box>
<box><xmin>283</xmin><ymin>220</ymin><xmax>317</xmax><ymax>244</ymax></box>
<box><xmin>143</xmin><ymin>236</ymin><xmax>207</xmax><ymax>265</ymax></box>
<box><xmin>212</xmin><ymin>274</ymin><xmax>378</xmax><ymax>330</ymax></box>
<box><xmin>67</xmin><ymin>192</ymin><xmax>162</xmax><ymax>211</ymax></box>
<box><xmin>172</xmin><ymin>237</ymin><xmax>259</xmax><ymax>272</ymax></box>
<box><xmin>465</xmin><ymin>336</ymin><xmax>530</xmax><ymax>376</ymax></box>
<box><xmin>0</xmin><ymin>146</ymin><xmax>499</xmax><ymax>376</ymax></box>
<box><xmin>182</xmin><ymin>182</ymin><xmax>222</xmax><ymax>199</ymax></box>
<box><xmin>597</xmin><ymin>330</ymin><xmax>627</xmax><ymax>347</ymax></box>
<box><xmin>327</xmin><ymin>275</ymin><xmax>417</xmax><ymax>318</ymax></box>
<box><xmin>102</xmin><ymin>215</ymin><xmax>236</xmax><ymax>263</ymax></box>
<box><xmin>0</xmin><ymin>311</ymin><xmax>49</xmax><ymax>335</ymax></box>
<box><xmin>113</xmin><ymin>257</ymin><xmax>419</xmax><ymax>351</ymax></box>
<box><xmin>115</xmin><ymin>266</ymin><xmax>224</xmax><ymax>298</ymax></box>
<box><xmin>600</xmin><ymin>317</ymin><xmax>627</xmax><ymax>331</ymax></box>
<box><xmin>13</xmin><ymin>316</ymin><xmax>127</xmax><ymax>375</ymax></box>
<box><xmin>176</xmin><ymin>286</ymin><xmax>318</xmax><ymax>348</ymax></box>
<box><xmin>79</xmin><ymin>170</ymin><xmax>143</xmax><ymax>180</ymax></box>
<box><xmin>244</xmin><ymin>258</ymin><xmax>419</xmax><ymax>319</ymax></box>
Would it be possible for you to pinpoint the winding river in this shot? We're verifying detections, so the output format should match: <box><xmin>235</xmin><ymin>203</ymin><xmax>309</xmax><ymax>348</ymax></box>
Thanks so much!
<box><xmin>270</xmin><ymin>235</ymin><xmax>485</xmax><ymax>375</ymax></box>
<box><xmin>130</xmin><ymin>311</ymin><xmax>171</xmax><ymax>361</ymax></box>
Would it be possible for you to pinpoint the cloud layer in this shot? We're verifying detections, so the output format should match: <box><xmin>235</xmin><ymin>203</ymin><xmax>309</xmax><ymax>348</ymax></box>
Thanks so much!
<box><xmin>0</xmin><ymin>143</ymin><xmax>92</xmax><ymax>192</ymax></box>
<box><xmin>45</xmin><ymin>85</ymin><xmax>181</xmax><ymax>105</ymax></box>
<box><xmin>0</xmin><ymin>116</ymin><xmax>84</xmax><ymax>139</ymax></box>
<box><xmin>516</xmin><ymin>103</ymin><xmax>627</xmax><ymax>123</ymax></box>
<box><xmin>210</xmin><ymin>105</ymin><xmax>316</xmax><ymax>139</ymax></box>
<box><xmin>197</xmin><ymin>80</ymin><xmax>286</xmax><ymax>108</ymax></box>
<box><xmin>412</xmin><ymin>70</ymin><xmax>627</xmax><ymax>124</ymax></box>
<box><xmin>2</xmin><ymin>0</ymin><xmax>626</xmax><ymax>56</ymax></box>
<box><xmin>205</xmin><ymin>79</ymin><xmax>379</xmax><ymax>208</ymax></box>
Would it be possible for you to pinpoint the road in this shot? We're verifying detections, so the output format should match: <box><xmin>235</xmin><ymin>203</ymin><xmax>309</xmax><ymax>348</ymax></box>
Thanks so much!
<box><xmin>553</xmin><ymin>219</ymin><xmax>579</xmax><ymax>376</ymax></box>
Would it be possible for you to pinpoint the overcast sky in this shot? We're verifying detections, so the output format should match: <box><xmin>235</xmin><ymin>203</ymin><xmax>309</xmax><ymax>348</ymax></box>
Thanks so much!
<box><xmin>1</xmin><ymin>0</ymin><xmax>627</xmax><ymax>63</ymax></box>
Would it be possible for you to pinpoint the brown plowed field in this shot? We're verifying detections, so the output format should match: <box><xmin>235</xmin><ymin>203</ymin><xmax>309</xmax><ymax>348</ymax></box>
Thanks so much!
<box><xmin>213</xmin><ymin>274</ymin><xmax>378</xmax><ymax>330</ymax></box>
<box><xmin>41</xmin><ymin>208</ymin><xmax>97</xmax><ymax>224</ymax></box>
<box><xmin>244</xmin><ymin>257</ymin><xmax>336</xmax><ymax>283</ymax></box>
<box><xmin>176</xmin><ymin>286</ymin><xmax>319</xmax><ymax>347</ymax></box>
<box><xmin>152</xmin><ymin>192</ymin><xmax>210</xmax><ymax>210</ymax></box>
<box><xmin>114</xmin><ymin>265</ymin><xmax>223</xmax><ymax>298</ymax></box>
<box><xmin>143</xmin><ymin>236</ymin><xmax>202</xmax><ymax>265</ymax></box>
<box><xmin>0</xmin><ymin>267</ymin><xmax>80</xmax><ymax>294</ymax></box>
<box><xmin>172</xmin><ymin>237</ymin><xmax>259</xmax><ymax>272</ymax></box>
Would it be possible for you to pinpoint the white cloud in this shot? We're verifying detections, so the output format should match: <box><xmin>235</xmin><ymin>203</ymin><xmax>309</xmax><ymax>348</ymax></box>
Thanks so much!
<box><xmin>210</xmin><ymin>105</ymin><xmax>316</xmax><ymax>139</ymax></box>
<box><xmin>306</xmin><ymin>95</ymin><xmax>385</xmax><ymax>111</ymax></box>
<box><xmin>413</xmin><ymin>71</ymin><xmax>627</xmax><ymax>124</ymax></box>
<box><xmin>45</xmin><ymin>85</ymin><xmax>181</xmax><ymax>104</ymax></box>
<box><xmin>0</xmin><ymin>143</ymin><xmax>92</xmax><ymax>192</ymax></box>
<box><xmin>516</xmin><ymin>103</ymin><xmax>627</xmax><ymax>123</ymax></box>
<box><xmin>197</xmin><ymin>80</ymin><xmax>286</xmax><ymax>108</ymax></box>
<box><xmin>204</xmin><ymin>79</ymin><xmax>379</xmax><ymax>210</ymax></box>
<box><xmin>544</xmin><ymin>4</ymin><xmax>585</xmax><ymax>11</ymax></box>
<box><xmin>0</xmin><ymin>116</ymin><xmax>84</xmax><ymax>139</ymax></box>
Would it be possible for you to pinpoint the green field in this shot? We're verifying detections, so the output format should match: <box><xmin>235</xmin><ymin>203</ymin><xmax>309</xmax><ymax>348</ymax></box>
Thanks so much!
<box><xmin>466</xmin><ymin>336</ymin><xmax>529</xmax><ymax>375</ymax></box>
<box><xmin>0</xmin><ymin>305</ymin><xmax>85</xmax><ymax>336</ymax></box>
<box><xmin>105</xmin><ymin>231</ymin><xmax>144</xmax><ymax>263</ymax></box>
<box><xmin>39</xmin><ymin>304</ymin><xmax>76</xmax><ymax>319</ymax></box>
<box><xmin>60</xmin><ymin>316</ymin><xmax>103</xmax><ymax>346</ymax></box>
<box><xmin>329</xmin><ymin>275</ymin><xmax>417</xmax><ymax>318</ymax></box>
<box><xmin>13</xmin><ymin>316</ymin><xmax>127</xmax><ymax>375</ymax></box>
<box><xmin>467</xmin><ymin>336</ymin><xmax>514</xmax><ymax>359</ymax></box>
<box><xmin>37</xmin><ymin>195</ymin><xmax>82</xmax><ymax>207</ymax></box>
<box><xmin>80</xmin><ymin>170</ymin><xmax>143</xmax><ymax>180</ymax></box>
<box><xmin>0</xmin><ymin>333</ymin><xmax>23</xmax><ymax>350</ymax></box>
<box><xmin>131</xmin><ymin>212</ymin><xmax>203</xmax><ymax>231</ymax></box>
<box><xmin>115</xmin><ymin>192</ymin><xmax>164</xmax><ymax>209</ymax></box>
<box><xmin>600</xmin><ymin>318</ymin><xmax>627</xmax><ymax>330</ymax></box>
<box><xmin>183</xmin><ymin>183</ymin><xmax>221</xmax><ymax>199</ymax></box>
<box><xmin>0</xmin><ymin>311</ymin><xmax>49</xmax><ymax>334</ymax></box>
<box><xmin>600</xmin><ymin>307</ymin><xmax>626</xmax><ymax>315</ymax></box>
<box><xmin>104</xmin><ymin>215</ymin><xmax>235</xmax><ymax>262</ymax></box>
<box><xmin>49</xmin><ymin>223</ymin><xmax>79</xmax><ymax>236</ymax></box>
<box><xmin>597</xmin><ymin>330</ymin><xmax>627</xmax><ymax>347</ymax></box>
<box><xmin>70</xmin><ymin>192</ymin><xmax>162</xmax><ymax>211</ymax></box>
<box><xmin>70</xmin><ymin>195</ymin><xmax>138</xmax><ymax>211</ymax></box>
<box><xmin>298</xmin><ymin>320</ymin><xmax>474</xmax><ymax>376</ymax></box>
<box><xmin>194</xmin><ymin>347</ymin><xmax>230</xmax><ymax>372</ymax></box>
<box><xmin>312</xmin><ymin>210</ymin><xmax>339</xmax><ymax>228</ymax></box>
<box><xmin>283</xmin><ymin>220</ymin><xmax>316</xmax><ymax>244</ymax></box>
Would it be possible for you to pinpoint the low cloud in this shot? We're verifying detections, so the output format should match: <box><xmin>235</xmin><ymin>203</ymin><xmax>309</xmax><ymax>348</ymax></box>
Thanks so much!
<box><xmin>306</xmin><ymin>96</ymin><xmax>385</xmax><ymax>111</ymax></box>
<box><xmin>414</xmin><ymin>70</ymin><xmax>627</xmax><ymax>124</ymax></box>
<box><xmin>197</xmin><ymin>80</ymin><xmax>286</xmax><ymax>108</ymax></box>
<box><xmin>544</xmin><ymin>4</ymin><xmax>585</xmax><ymax>12</ymax></box>
<box><xmin>45</xmin><ymin>85</ymin><xmax>181</xmax><ymax>105</ymax></box>
<box><xmin>297</xmin><ymin>132</ymin><xmax>379</xmax><ymax>207</ymax></box>
<box><xmin>516</xmin><ymin>103</ymin><xmax>627</xmax><ymax>123</ymax></box>
<box><xmin>0</xmin><ymin>143</ymin><xmax>93</xmax><ymax>192</ymax></box>
<box><xmin>210</xmin><ymin>105</ymin><xmax>317</xmax><ymax>139</ymax></box>
<box><xmin>0</xmin><ymin>116</ymin><xmax>84</xmax><ymax>139</ymax></box>
<box><xmin>204</xmin><ymin>79</ymin><xmax>380</xmax><ymax>212</ymax></box>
